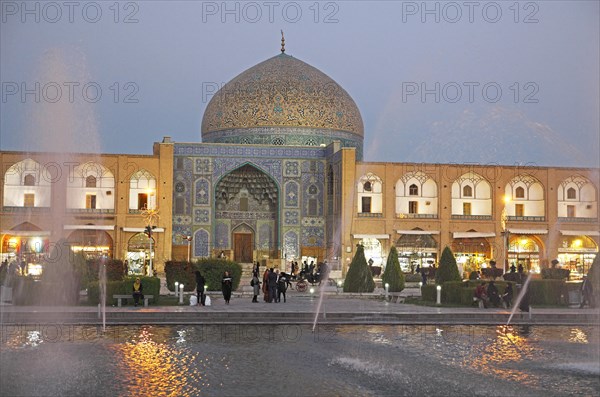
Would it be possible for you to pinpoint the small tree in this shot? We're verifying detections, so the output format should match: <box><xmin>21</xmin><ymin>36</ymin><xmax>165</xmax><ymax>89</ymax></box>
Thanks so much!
<box><xmin>381</xmin><ymin>246</ymin><xmax>405</xmax><ymax>292</ymax></box>
<box><xmin>435</xmin><ymin>246</ymin><xmax>461</xmax><ymax>284</ymax></box>
<box><xmin>343</xmin><ymin>244</ymin><xmax>375</xmax><ymax>293</ymax></box>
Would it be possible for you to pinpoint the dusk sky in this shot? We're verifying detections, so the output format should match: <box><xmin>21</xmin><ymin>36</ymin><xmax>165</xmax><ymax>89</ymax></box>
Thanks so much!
<box><xmin>1</xmin><ymin>1</ymin><xmax>599</xmax><ymax>167</ymax></box>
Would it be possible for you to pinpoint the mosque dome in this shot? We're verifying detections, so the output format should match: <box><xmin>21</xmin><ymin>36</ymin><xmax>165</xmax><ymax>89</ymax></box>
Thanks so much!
<box><xmin>201</xmin><ymin>45</ymin><xmax>364</xmax><ymax>154</ymax></box>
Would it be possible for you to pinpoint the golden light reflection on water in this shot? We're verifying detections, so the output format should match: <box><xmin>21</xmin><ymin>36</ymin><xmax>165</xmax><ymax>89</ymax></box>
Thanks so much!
<box><xmin>465</xmin><ymin>325</ymin><xmax>538</xmax><ymax>385</ymax></box>
<box><xmin>109</xmin><ymin>326</ymin><xmax>205</xmax><ymax>397</ymax></box>
<box><xmin>568</xmin><ymin>328</ymin><xmax>589</xmax><ymax>344</ymax></box>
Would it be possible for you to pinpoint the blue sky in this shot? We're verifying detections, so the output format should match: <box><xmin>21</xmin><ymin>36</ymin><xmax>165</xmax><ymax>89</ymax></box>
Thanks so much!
<box><xmin>1</xmin><ymin>1</ymin><xmax>598</xmax><ymax>167</ymax></box>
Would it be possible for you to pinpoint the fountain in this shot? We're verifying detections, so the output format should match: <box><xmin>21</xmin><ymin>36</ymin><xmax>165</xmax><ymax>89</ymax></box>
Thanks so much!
<box><xmin>507</xmin><ymin>273</ymin><xmax>533</xmax><ymax>325</ymax></box>
<box><xmin>99</xmin><ymin>260</ymin><xmax>107</xmax><ymax>332</ymax></box>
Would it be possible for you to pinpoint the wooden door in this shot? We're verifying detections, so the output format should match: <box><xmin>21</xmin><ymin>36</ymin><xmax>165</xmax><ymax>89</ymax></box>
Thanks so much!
<box><xmin>234</xmin><ymin>233</ymin><xmax>253</xmax><ymax>263</ymax></box>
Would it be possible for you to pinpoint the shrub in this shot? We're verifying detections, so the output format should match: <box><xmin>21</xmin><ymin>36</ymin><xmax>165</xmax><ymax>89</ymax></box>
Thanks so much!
<box><xmin>10</xmin><ymin>276</ymin><xmax>42</xmax><ymax>305</ymax></box>
<box><xmin>195</xmin><ymin>259</ymin><xmax>242</xmax><ymax>291</ymax></box>
<box><xmin>405</xmin><ymin>273</ymin><xmax>422</xmax><ymax>282</ymax></box>
<box><xmin>381</xmin><ymin>246</ymin><xmax>405</xmax><ymax>292</ymax></box>
<box><xmin>541</xmin><ymin>268</ymin><xmax>570</xmax><ymax>280</ymax></box>
<box><xmin>88</xmin><ymin>276</ymin><xmax>160</xmax><ymax>305</ymax></box>
<box><xmin>165</xmin><ymin>261</ymin><xmax>196</xmax><ymax>291</ymax></box>
<box><xmin>421</xmin><ymin>284</ymin><xmax>437</xmax><ymax>302</ymax></box>
<box><xmin>40</xmin><ymin>239</ymin><xmax>81</xmax><ymax>305</ymax></box>
<box><xmin>343</xmin><ymin>244</ymin><xmax>375</xmax><ymax>293</ymax></box>
<box><xmin>528</xmin><ymin>279</ymin><xmax>568</xmax><ymax>306</ymax></box>
<box><xmin>435</xmin><ymin>246</ymin><xmax>461</xmax><ymax>284</ymax></box>
<box><xmin>104</xmin><ymin>259</ymin><xmax>126</xmax><ymax>281</ymax></box>
<box><xmin>441</xmin><ymin>281</ymin><xmax>465</xmax><ymax>304</ymax></box>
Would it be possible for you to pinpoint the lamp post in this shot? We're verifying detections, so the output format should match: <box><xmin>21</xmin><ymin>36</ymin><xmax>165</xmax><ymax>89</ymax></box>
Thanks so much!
<box><xmin>144</xmin><ymin>225</ymin><xmax>155</xmax><ymax>277</ymax></box>
<box><xmin>184</xmin><ymin>235</ymin><xmax>192</xmax><ymax>262</ymax></box>
<box><xmin>502</xmin><ymin>195</ymin><xmax>511</xmax><ymax>274</ymax></box>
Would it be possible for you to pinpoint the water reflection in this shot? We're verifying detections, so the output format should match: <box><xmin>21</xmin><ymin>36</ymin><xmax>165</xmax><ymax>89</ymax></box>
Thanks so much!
<box><xmin>108</xmin><ymin>326</ymin><xmax>209</xmax><ymax>397</ymax></box>
<box><xmin>569</xmin><ymin>328</ymin><xmax>589</xmax><ymax>344</ymax></box>
<box><xmin>0</xmin><ymin>324</ymin><xmax>597</xmax><ymax>396</ymax></box>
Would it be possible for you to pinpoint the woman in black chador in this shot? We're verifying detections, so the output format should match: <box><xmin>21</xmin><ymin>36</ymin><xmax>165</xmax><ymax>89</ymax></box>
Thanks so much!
<box><xmin>195</xmin><ymin>270</ymin><xmax>206</xmax><ymax>306</ymax></box>
<box><xmin>222</xmin><ymin>271</ymin><xmax>233</xmax><ymax>304</ymax></box>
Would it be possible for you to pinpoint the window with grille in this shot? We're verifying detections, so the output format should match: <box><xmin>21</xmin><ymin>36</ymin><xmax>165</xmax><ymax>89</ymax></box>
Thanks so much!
<box><xmin>361</xmin><ymin>197</ymin><xmax>372</xmax><ymax>213</ymax></box>
<box><xmin>309</xmin><ymin>198</ymin><xmax>317</xmax><ymax>216</ymax></box>
<box><xmin>138</xmin><ymin>193</ymin><xmax>148</xmax><ymax>210</ymax></box>
<box><xmin>463</xmin><ymin>185</ymin><xmax>473</xmax><ymax>197</ymax></box>
<box><xmin>463</xmin><ymin>202</ymin><xmax>471</xmax><ymax>215</ymax></box>
<box><xmin>175</xmin><ymin>197</ymin><xmax>184</xmax><ymax>214</ymax></box>
<box><xmin>240</xmin><ymin>197</ymin><xmax>248</xmax><ymax>211</ymax></box>
<box><xmin>23</xmin><ymin>174</ymin><xmax>35</xmax><ymax>186</ymax></box>
<box><xmin>515</xmin><ymin>186</ymin><xmax>525</xmax><ymax>198</ymax></box>
<box><xmin>567</xmin><ymin>187</ymin><xmax>576</xmax><ymax>199</ymax></box>
<box><xmin>363</xmin><ymin>181</ymin><xmax>372</xmax><ymax>192</ymax></box>
<box><xmin>86</xmin><ymin>194</ymin><xmax>97</xmax><ymax>209</ymax></box>
<box><xmin>24</xmin><ymin>194</ymin><xmax>35</xmax><ymax>207</ymax></box>
<box><xmin>409</xmin><ymin>184</ymin><xmax>418</xmax><ymax>196</ymax></box>
<box><xmin>515</xmin><ymin>204</ymin><xmax>524</xmax><ymax>216</ymax></box>
<box><xmin>409</xmin><ymin>201</ymin><xmax>418</xmax><ymax>214</ymax></box>
<box><xmin>86</xmin><ymin>176</ymin><xmax>97</xmax><ymax>188</ymax></box>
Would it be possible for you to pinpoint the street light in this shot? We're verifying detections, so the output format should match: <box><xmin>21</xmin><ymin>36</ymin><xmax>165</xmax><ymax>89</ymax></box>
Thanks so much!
<box><xmin>144</xmin><ymin>225</ymin><xmax>155</xmax><ymax>277</ymax></box>
<box><xmin>183</xmin><ymin>235</ymin><xmax>192</xmax><ymax>262</ymax></box>
<box><xmin>502</xmin><ymin>195</ymin><xmax>511</xmax><ymax>274</ymax></box>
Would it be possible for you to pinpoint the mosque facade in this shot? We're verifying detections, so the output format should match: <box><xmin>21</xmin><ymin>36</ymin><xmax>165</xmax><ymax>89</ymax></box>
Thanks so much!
<box><xmin>1</xmin><ymin>44</ymin><xmax>599</xmax><ymax>279</ymax></box>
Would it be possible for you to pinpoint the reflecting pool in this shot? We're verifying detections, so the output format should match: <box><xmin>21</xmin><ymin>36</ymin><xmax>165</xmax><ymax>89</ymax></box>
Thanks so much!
<box><xmin>1</xmin><ymin>325</ymin><xmax>598</xmax><ymax>396</ymax></box>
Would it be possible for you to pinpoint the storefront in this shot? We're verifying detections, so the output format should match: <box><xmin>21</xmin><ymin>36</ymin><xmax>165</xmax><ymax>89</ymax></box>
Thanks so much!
<box><xmin>557</xmin><ymin>231</ymin><xmax>598</xmax><ymax>278</ymax></box>
<box><xmin>396</xmin><ymin>230</ymin><xmax>439</xmax><ymax>273</ymax></box>
<box><xmin>451</xmin><ymin>232</ymin><xmax>495</xmax><ymax>278</ymax></box>
<box><xmin>353</xmin><ymin>234</ymin><xmax>390</xmax><ymax>276</ymax></box>
<box><xmin>65</xmin><ymin>226</ymin><xmax>114</xmax><ymax>260</ymax></box>
<box><xmin>0</xmin><ymin>229</ymin><xmax>50</xmax><ymax>276</ymax></box>
<box><xmin>508</xmin><ymin>235</ymin><xmax>542</xmax><ymax>273</ymax></box>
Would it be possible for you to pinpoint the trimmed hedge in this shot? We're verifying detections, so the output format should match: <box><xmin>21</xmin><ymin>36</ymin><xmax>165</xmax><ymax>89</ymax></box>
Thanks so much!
<box><xmin>441</xmin><ymin>281</ymin><xmax>465</xmax><ymax>304</ymax></box>
<box><xmin>541</xmin><ymin>268</ymin><xmax>570</xmax><ymax>280</ymax></box>
<box><xmin>405</xmin><ymin>273</ymin><xmax>422</xmax><ymax>282</ymax></box>
<box><xmin>195</xmin><ymin>259</ymin><xmax>242</xmax><ymax>291</ymax></box>
<box><xmin>9</xmin><ymin>276</ymin><xmax>42</xmax><ymax>305</ymax></box>
<box><xmin>528</xmin><ymin>279</ymin><xmax>568</xmax><ymax>306</ymax></box>
<box><xmin>88</xmin><ymin>276</ymin><xmax>160</xmax><ymax>305</ymax></box>
<box><xmin>165</xmin><ymin>261</ymin><xmax>196</xmax><ymax>291</ymax></box>
<box><xmin>421</xmin><ymin>284</ymin><xmax>438</xmax><ymax>302</ymax></box>
<box><xmin>9</xmin><ymin>276</ymin><xmax>88</xmax><ymax>306</ymax></box>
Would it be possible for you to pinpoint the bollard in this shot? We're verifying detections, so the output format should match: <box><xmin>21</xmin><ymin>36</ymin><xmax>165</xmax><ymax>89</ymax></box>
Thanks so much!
<box><xmin>436</xmin><ymin>285</ymin><xmax>442</xmax><ymax>305</ymax></box>
<box><xmin>175</xmin><ymin>282</ymin><xmax>179</xmax><ymax>297</ymax></box>
<box><xmin>179</xmin><ymin>284</ymin><xmax>184</xmax><ymax>304</ymax></box>
<box><xmin>385</xmin><ymin>283</ymin><xmax>389</xmax><ymax>301</ymax></box>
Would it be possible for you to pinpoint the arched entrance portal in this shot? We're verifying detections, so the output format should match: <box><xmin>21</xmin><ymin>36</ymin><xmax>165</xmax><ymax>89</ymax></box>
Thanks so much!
<box><xmin>215</xmin><ymin>164</ymin><xmax>279</xmax><ymax>263</ymax></box>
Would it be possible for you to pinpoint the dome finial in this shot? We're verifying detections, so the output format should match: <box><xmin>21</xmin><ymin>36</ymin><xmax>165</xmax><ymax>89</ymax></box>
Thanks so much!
<box><xmin>280</xmin><ymin>30</ymin><xmax>285</xmax><ymax>53</ymax></box>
